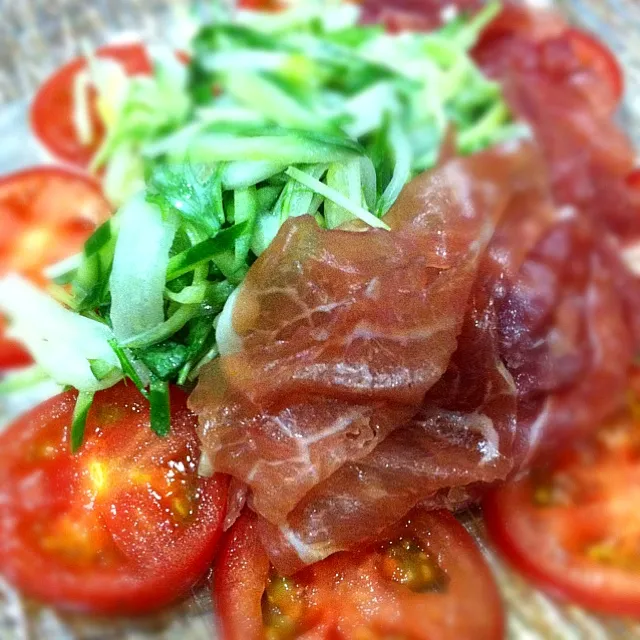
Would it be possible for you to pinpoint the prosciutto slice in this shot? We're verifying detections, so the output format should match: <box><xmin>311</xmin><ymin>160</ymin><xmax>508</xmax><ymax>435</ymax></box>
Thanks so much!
<box><xmin>191</xmin><ymin>142</ymin><xmax>567</xmax><ymax>570</ymax></box>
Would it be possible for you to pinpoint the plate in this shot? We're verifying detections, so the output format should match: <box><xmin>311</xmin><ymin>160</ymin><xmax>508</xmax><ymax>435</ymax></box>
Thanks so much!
<box><xmin>1</xmin><ymin>1</ymin><xmax>640</xmax><ymax>638</ymax></box>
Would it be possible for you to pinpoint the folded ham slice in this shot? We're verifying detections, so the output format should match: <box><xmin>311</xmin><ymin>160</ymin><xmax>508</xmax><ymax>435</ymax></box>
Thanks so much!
<box><xmin>191</xmin><ymin>141</ymin><xmax>577</xmax><ymax>571</ymax></box>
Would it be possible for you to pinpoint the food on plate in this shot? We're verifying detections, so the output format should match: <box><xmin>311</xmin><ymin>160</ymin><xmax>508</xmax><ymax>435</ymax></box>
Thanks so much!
<box><xmin>1</xmin><ymin>0</ymin><xmax>640</xmax><ymax>627</ymax></box>
<box><xmin>31</xmin><ymin>44</ymin><xmax>153</xmax><ymax>170</ymax></box>
<box><xmin>214</xmin><ymin>508</ymin><xmax>504</xmax><ymax>640</ymax></box>
<box><xmin>484</xmin><ymin>370</ymin><xmax>640</xmax><ymax>618</ymax></box>
<box><xmin>0</xmin><ymin>382</ymin><xmax>228</xmax><ymax>614</ymax></box>
<box><xmin>0</xmin><ymin>167</ymin><xmax>111</xmax><ymax>369</ymax></box>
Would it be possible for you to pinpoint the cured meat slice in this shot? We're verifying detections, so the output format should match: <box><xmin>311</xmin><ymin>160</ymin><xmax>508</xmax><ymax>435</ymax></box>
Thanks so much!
<box><xmin>191</xmin><ymin>142</ymin><xmax>554</xmax><ymax>569</ymax></box>
<box><xmin>258</xmin><ymin>292</ymin><xmax>519</xmax><ymax>573</ymax></box>
<box><xmin>361</xmin><ymin>0</ymin><xmax>483</xmax><ymax>32</ymax></box>
<box><xmin>473</xmin><ymin>4</ymin><xmax>640</xmax><ymax>242</ymax></box>
<box><xmin>501</xmin><ymin>216</ymin><xmax>634</xmax><ymax>463</ymax></box>
<box><xmin>211</xmin><ymin>144</ymin><xmax>537</xmax><ymax>407</ymax></box>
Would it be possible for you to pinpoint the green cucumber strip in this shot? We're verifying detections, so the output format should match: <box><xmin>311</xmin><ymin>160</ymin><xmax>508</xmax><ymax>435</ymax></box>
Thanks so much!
<box><xmin>149</xmin><ymin>378</ymin><xmax>171</xmax><ymax>437</ymax></box>
<box><xmin>71</xmin><ymin>391</ymin><xmax>95</xmax><ymax>453</ymax></box>
<box><xmin>325</xmin><ymin>158</ymin><xmax>362</xmax><ymax>229</ymax></box>
<box><xmin>108</xmin><ymin>339</ymin><xmax>149</xmax><ymax>395</ymax></box>
<box><xmin>234</xmin><ymin>187</ymin><xmax>259</xmax><ymax>267</ymax></box>
<box><xmin>222</xmin><ymin>161</ymin><xmax>288</xmax><ymax>190</ymax></box>
<box><xmin>222</xmin><ymin>72</ymin><xmax>320</xmax><ymax>130</ymax></box>
<box><xmin>120</xmin><ymin>305</ymin><xmax>201</xmax><ymax>350</ymax></box>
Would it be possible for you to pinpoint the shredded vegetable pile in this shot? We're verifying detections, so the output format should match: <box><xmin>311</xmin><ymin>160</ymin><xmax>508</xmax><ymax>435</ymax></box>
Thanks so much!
<box><xmin>0</xmin><ymin>0</ymin><xmax>525</xmax><ymax>444</ymax></box>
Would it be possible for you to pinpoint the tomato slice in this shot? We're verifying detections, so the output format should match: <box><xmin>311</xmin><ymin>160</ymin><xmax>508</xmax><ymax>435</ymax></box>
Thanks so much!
<box><xmin>0</xmin><ymin>383</ymin><xmax>228</xmax><ymax>615</ymax></box>
<box><xmin>0</xmin><ymin>167</ymin><xmax>111</xmax><ymax>369</ymax></box>
<box><xmin>567</xmin><ymin>28</ymin><xmax>624</xmax><ymax>114</ymax></box>
<box><xmin>484</xmin><ymin>378</ymin><xmax>640</xmax><ymax>617</ymax></box>
<box><xmin>30</xmin><ymin>43</ymin><xmax>152</xmax><ymax>168</ymax></box>
<box><xmin>0</xmin><ymin>167</ymin><xmax>111</xmax><ymax>278</ymax></box>
<box><xmin>214</xmin><ymin>509</ymin><xmax>504</xmax><ymax>640</ymax></box>
<box><xmin>627</xmin><ymin>169</ymin><xmax>640</xmax><ymax>194</ymax></box>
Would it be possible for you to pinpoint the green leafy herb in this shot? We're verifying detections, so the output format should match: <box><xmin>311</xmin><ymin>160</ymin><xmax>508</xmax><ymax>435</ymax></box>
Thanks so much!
<box><xmin>166</xmin><ymin>222</ymin><xmax>250</xmax><ymax>281</ymax></box>
<box><xmin>147</xmin><ymin>163</ymin><xmax>225</xmax><ymax>236</ymax></box>
<box><xmin>138</xmin><ymin>342</ymin><xmax>190</xmax><ymax>381</ymax></box>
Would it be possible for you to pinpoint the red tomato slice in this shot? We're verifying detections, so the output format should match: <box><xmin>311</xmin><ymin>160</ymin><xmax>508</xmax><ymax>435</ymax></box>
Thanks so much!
<box><xmin>0</xmin><ymin>167</ymin><xmax>111</xmax><ymax>369</ymax></box>
<box><xmin>30</xmin><ymin>43</ymin><xmax>152</xmax><ymax>168</ymax></box>
<box><xmin>0</xmin><ymin>383</ymin><xmax>228</xmax><ymax>615</ymax></box>
<box><xmin>0</xmin><ymin>167</ymin><xmax>111</xmax><ymax>278</ymax></box>
<box><xmin>567</xmin><ymin>28</ymin><xmax>624</xmax><ymax>114</ymax></box>
<box><xmin>214</xmin><ymin>509</ymin><xmax>504</xmax><ymax>640</ymax></box>
<box><xmin>484</xmin><ymin>379</ymin><xmax>640</xmax><ymax>617</ymax></box>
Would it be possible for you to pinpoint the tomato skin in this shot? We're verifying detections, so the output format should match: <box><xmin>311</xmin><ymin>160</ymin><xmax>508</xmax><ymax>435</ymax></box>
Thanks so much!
<box><xmin>214</xmin><ymin>513</ymin><xmax>271</xmax><ymax>640</ymax></box>
<box><xmin>214</xmin><ymin>509</ymin><xmax>504</xmax><ymax>640</ymax></box>
<box><xmin>30</xmin><ymin>43</ymin><xmax>152</xmax><ymax>168</ymax></box>
<box><xmin>483</xmin><ymin>404</ymin><xmax>640</xmax><ymax>618</ymax></box>
<box><xmin>0</xmin><ymin>384</ymin><xmax>228</xmax><ymax>615</ymax></box>
<box><xmin>627</xmin><ymin>169</ymin><xmax>640</xmax><ymax>194</ymax></box>
<box><xmin>484</xmin><ymin>483</ymin><xmax>640</xmax><ymax>618</ymax></box>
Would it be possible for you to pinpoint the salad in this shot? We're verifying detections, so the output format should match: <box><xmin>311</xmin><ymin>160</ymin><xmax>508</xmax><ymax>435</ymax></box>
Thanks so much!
<box><xmin>1</xmin><ymin>0</ymin><xmax>640</xmax><ymax>637</ymax></box>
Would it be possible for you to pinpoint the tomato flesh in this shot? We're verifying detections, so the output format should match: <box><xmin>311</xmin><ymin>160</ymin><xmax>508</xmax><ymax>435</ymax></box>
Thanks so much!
<box><xmin>0</xmin><ymin>383</ymin><xmax>228</xmax><ymax>615</ymax></box>
<box><xmin>30</xmin><ymin>43</ymin><xmax>152</xmax><ymax>168</ymax></box>
<box><xmin>214</xmin><ymin>509</ymin><xmax>503</xmax><ymax>640</ymax></box>
<box><xmin>484</xmin><ymin>374</ymin><xmax>640</xmax><ymax>617</ymax></box>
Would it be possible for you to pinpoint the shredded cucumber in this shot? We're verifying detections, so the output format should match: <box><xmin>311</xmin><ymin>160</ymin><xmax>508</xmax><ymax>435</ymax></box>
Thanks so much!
<box><xmin>110</xmin><ymin>195</ymin><xmax>179</xmax><ymax>341</ymax></box>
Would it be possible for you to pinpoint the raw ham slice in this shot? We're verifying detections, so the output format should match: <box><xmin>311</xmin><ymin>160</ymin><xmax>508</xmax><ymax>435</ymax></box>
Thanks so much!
<box><xmin>473</xmin><ymin>4</ymin><xmax>640</xmax><ymax>241</ymax></box>
<box><xmin>361</xmin><ymin>0</ymin><xmax>483</xmax><ymax>32</ymax></box>
<box><xmin>211</xmin><ymin>145</ymin><xmax>535</xmax><ymax>407</ymax></box>
<box><xmin>258</xmin><ymin>291</ymin><xmax>519</xmax><ymax>573</ymax></box>
<box><xmin>191</xmin><ymin>142</ymin><xmax>561</xmax><ymax>571</ymax></box>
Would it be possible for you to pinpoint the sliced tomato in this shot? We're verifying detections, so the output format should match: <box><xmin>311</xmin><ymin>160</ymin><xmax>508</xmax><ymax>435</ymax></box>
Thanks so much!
<box><xmin>214</xmin><ymin>508</ymin><xmax>504</xmax><ymax>640</ymax></box>
<box><xmin>0</xmin><ymin>167</ymin><xmax>111</xmax><ymax>278</ymax></box>
<box><xmin>0</xmin><ymin>167</ymin><xmax>111</xmax><ymax>369</ymax></box>
<box><xmin>567</xmin><ymin>28</ymin><xmax>624</xmax><ymax>114</ymax></box>
<box><xmin>627</xmin><ymin>169</ymin><xmax>640</xmax><ymax>194</ymax></box>
<box><xmin>484</xmin><ymin>381</ymin><xmax>640</xmax><ymax>617</ymax></box>
<box><xmin>30</xmin><ymin>43</ymin><xmax>152</xmax><ymax>168</ymax></box>
<box><xmin>0</xmin><ymin>383</ymin><xmax>228</xmax><ymax>615</ymax></box>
